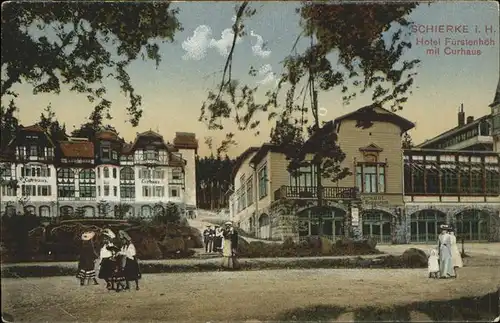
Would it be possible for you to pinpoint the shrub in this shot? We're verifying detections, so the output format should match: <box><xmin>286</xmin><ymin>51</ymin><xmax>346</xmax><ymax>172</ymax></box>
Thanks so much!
<box><xmin>401</xmin><ymin>248</ymin><xmax>427</xmax><ymax>268</ymax></box>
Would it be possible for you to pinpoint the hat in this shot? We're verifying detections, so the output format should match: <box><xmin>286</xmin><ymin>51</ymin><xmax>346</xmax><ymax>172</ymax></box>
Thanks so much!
<box><xmin>118</xmin><ymin>230</ymin><xmax>132</xmax><ymax>242</ymax></box>
<box><xmin>440</xmin><ymin>224</ymin><xmax>449</xmax><ymax>230</ymax></box>
<box><xmin>102</xmin><ymin>228</ymin><xmax>116</xmax><ymax>239</ymax></box>
<box><xmin>224</xmin><ymin>221</ymin><xmax>232</xmax><ymax>226</ymax></box>
<box><xmin>81</xmin><ymin>231</ymin><xmax>95</xmax><ymax>241</ymax></box>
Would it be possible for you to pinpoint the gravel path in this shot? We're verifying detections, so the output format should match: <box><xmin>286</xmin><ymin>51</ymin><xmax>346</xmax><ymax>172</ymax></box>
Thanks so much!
<box><xmin>2</xmin><ymin>266</ymin><xmax>499</xmax><ymax>322</ymax></box>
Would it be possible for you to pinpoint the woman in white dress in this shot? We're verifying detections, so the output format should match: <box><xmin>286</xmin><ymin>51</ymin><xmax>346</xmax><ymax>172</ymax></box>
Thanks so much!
<box><xmin>449</xmin><ymin>227</ymin><xmax>463</xmax><ymax>278</ymax></box>
<box><xmin>221</xmin><ymin>221</ymin><xmax>239</xmax><ymax>270</ymax></box>
<box><xmin>438</xmin><ymin>225</ymin><xmax>454</xmax><ymax>279</ymax></box>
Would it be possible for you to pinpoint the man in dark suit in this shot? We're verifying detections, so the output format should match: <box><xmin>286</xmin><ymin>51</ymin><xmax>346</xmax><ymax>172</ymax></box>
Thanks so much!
<box><xmin>203</xmin><ymin>225</ymin><xmax>214</xmax><ymax>253</ymax></box>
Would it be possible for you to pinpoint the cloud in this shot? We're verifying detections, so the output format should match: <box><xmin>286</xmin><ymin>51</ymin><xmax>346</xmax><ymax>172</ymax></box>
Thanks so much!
<box><xmin>250</xmin><ymin>31</ymin><xmax>271</xmax><ymax>58</ymax></box>
<box><xmin>209</xmin><ymin>28</ymin><xmax>243</xmax><ymax>56</ymax></box>
<box><xmin>181</xmin><ymin>25</ymin><xmax>213</xmax><ymax>61</ymax></box>
<box><xmin>182</xmin><ymin>23</ymin><xmax>243</xmax><ymax>60</ymax></box>
<box><xmin>256</xmin><ymin>64</ymin><xmax>278</xmax><ymax>86</ymax></box>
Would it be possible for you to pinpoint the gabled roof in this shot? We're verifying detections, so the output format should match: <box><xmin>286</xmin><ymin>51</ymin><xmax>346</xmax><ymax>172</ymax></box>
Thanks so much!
<box><xmin>96</xmin><ymin>130</ymin><xmax>120</xmax><ymax>141</ymax></box>
<box><xmin>15</xmin><ymin>124</ymin><xmax>56</xmax><ymax>148</ymax></box>
<box><xmin>59</xmin><ymin>141</ymin><xmax>94</xmax><ymax>159</ymax></box>
<box><xmin>359</xmin><ymin>143</ymin><xmax>383</xmax><ymax>152</ymax></box>
<box><xmin>230</xmin><ymin>146</ymin><xmax>260</xmax><ymax>182</ymax></box>
<box><xmin>138</xmin><ymin>130</ymin><xmax>163</xmax><ymax>138</ymax></box>
<box><xmin>249</xmin><ymin>143</ymin><xmax>287</xmax><ymax>166</ymax></box>
<box><xmin>333</xmin><ymin>104</ymin><xmax>415</xmax><ymax>133</ymax></box>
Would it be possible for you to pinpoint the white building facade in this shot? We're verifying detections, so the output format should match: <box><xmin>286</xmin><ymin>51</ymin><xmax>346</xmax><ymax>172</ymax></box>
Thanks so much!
<box><xmin>0</xmin><ymin>127</ymin><xmax>198</xmax><ymax>218</ymax></box>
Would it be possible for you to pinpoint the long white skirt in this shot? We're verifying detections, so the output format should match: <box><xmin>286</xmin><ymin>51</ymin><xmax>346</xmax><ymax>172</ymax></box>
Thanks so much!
<box><xmin>450</xmin><ymin>242</ymin><xmax>463</xmax><ymax>268</ymax></box>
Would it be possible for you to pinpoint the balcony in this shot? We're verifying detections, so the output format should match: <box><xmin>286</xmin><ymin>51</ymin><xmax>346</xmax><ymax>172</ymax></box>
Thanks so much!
<box><xmin>274</xmin><ymin>185</ymin><xmax>358</xmax><ymax>201</ymax></box>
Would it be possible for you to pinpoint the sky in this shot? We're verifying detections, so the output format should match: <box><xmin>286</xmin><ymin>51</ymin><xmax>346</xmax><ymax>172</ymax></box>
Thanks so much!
<box><xmin>4</xmin><ymin>1</ymin><xmax>500</xmax><ymax>157</ymax></box>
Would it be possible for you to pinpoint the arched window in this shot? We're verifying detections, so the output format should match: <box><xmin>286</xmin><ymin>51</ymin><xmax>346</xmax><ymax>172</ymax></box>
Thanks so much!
<box><xmin>39</xmin><ymin>206</ymin><xmax>51</xmax><ymax>218</ymax></box>
<box><xmin>120</xmin><ymin>167</ymin><xmax>134</xmax><ymax>180</ymax></box>
<box><xmin>103</xmin><ymin>167</ymin><xmax>109</xmax><ymax>178</ymax></box>
<box><xmin>112</xmin><ymin>168</ymin><xmax>117</xmax><ymax>179</ymax></box>
<box><xmin>57</xmin><ymin>168</ymin><xmax>75</xmax><ymax>179</ymax></box>
<box><xmin>141</xmin><ymin>205</ymin><xmax>152</xmax><ymax>217</ymax></box>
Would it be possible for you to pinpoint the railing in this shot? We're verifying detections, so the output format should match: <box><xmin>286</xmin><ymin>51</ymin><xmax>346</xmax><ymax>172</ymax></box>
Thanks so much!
<box><xmin>274</xmin><ymin>185</ymin><xmax>358</xmax><ymax>200</ymax></box>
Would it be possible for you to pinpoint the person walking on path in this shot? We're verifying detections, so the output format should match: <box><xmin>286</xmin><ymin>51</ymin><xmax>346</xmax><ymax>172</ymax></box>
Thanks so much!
<box><xmin>221</xmin><ymin>221</ymin><xmax>240</xmax><ymax>270</ymax></box>
<box><xmin>98</xmin><ymin>229</ymin><xmax>119</xmax><ymax>290</ymax></box>
<box><xmin>77</xmin><ymin>231</ymin><xmax>99</xmax><ymax>286</ymax></box>
<box><xmin>449</xmin><ymin>227</ymin><xmax>463</xmax><ymax>278</ymax></box>
<box><xmin>438</xmin><ymin>225</ymin><xmax>454</xmax><ymax>279</ymax></box>
<box><xmin>118</xmin><ymin>230</ymin><xmax>141</xmax><ymax>291</ymax></box>
<box><xmin>203</xmin><ymin>225</ymin><xmax>214</xmax><ymax>253</ymax></box>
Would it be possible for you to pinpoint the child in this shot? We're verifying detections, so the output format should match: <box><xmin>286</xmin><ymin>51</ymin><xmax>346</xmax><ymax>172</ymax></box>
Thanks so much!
<box><xmin>428</xmin><ymin>248</ymin><xmax>439</xmax><ymax>279</ymax></box>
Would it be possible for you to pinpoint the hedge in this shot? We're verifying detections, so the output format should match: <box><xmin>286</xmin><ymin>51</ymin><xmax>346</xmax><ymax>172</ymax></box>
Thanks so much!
<box><xmin>1</xmin><ymin>254</ymin><xmax>426</xmax><ymax>278</ymax></box>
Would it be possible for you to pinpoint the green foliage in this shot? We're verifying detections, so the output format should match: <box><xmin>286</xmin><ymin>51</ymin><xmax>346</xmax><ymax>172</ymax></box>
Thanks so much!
<box><xmin>152</xmin><ymin>202</ymin><xmax>181</xmax><ymax>224</ymax></box>
<box><xmin>114</xmin><ymin>203</ymin><xmax>132</xmax><ymax>219</ymax></box>
<box><xmin>402</xmin><ymin>131</ymin><xmax>414</xmax><ymax>149</ymax></box>
<box><xmin>0</xmin><ymin>100</ymin><xmax>19</xmax><ymax>152</ymax></box>
<box><xmin>97</xmin><ymin>200</ymin><xmax>111</xmax><ymax>217</ymax></box>
<box><xmin>37</xmin><ymin>104</ymin><xmax>68</xmax><ymax>141</ymax></box>
<box><xmin>74</xmin><ymin>206</ymin><xmax>86</xmax><ymax>218</ymax></box>
<box><xmin>1</xmin><ymin>1</ymin><xmax>182</xmax><ymax>126</ymax></box>
<box><xmin>201</xmin><ymin>2</ymin><xmax>421</xmax><ymax>198</ymax></box>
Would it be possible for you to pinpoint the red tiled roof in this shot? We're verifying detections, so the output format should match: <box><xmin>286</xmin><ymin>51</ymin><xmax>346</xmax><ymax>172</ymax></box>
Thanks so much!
<box><xmin>60</xmin><ymin>141</ymin><xmax>94</xmax><ymax>159</ymax></box>
<box><xmin>21</xmin><ymin>124</ymin><xmax>45</xmax><ymax>132</ymax></box>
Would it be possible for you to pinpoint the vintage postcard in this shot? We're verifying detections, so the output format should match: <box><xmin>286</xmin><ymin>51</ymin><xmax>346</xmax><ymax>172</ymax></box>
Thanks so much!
<box><xmin>1</xmin><ymin>0</ymin><xmax>499</xmax><ymax>322</ymax></box>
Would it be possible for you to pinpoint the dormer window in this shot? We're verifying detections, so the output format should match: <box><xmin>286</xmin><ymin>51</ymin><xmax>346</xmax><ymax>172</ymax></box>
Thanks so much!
<box><xmin>102</xmin><ymin>147</ymin><xmax>110</xmax><ymax>159</ymax></box>
<box><xmin>29</xmin><ymin>146</ymin><xmax>38</xmax><ymax>156</ymax></box>
<box><xmin>112</xmin><ymin>151</ymin><xmax>118</xmax><ymax>160</ymax></box>
<box><xmin>144</xmin><ymin>150</ymin><xmax>159</xmax><ymax>161</ymax></box>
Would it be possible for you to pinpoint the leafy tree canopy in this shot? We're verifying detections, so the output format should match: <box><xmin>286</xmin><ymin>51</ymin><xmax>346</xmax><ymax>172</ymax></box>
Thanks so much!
<box><xmin>1</xmin><ymin>1</ymin><xmax>182</xmax><ymax>126</ymax></box>
<box><xmin>200</xmin><ymin>2</ymin><xmax>421</xmax><ymax>187</ymax></box>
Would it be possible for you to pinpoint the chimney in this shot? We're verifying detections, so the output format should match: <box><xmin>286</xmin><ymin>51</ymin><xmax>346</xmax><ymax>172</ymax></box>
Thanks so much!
<box><xmin>466</xmin><ymin>116</ymin><xmax>474</xmax><ymax>124</ymax></box>
<box><xmin>458</xmin><ymin>103</ymin><xmax>465</xmax><ymax>127</ymax></box>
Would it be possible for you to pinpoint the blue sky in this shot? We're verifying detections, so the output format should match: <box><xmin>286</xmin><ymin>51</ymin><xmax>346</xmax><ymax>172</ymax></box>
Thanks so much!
<box><xmin>5</xmin><ymin>1</ymin><xmax>500</xmax><ymax>157</ymax></box>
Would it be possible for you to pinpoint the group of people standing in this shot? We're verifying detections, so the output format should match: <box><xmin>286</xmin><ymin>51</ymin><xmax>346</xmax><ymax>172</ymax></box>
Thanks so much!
<box><xmin>77</xmin><ymin>228</ymin><xmax>141</xmax><ymax>292</ymax></box>
<box><xmin>428</xmin><ymin>224</ymin><xmax>463</xmax><ymax>279</ymax></box>
<box><xmin>203</xmin><ymin>221</ymin><xmax>239</xmax><ymax>270</ymax></box>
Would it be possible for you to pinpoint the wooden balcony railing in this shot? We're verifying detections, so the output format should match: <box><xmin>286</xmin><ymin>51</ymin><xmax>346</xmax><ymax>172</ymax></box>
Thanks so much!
<box><xmin>274</xmin><ymin>185</ymin><xmax>358</xmax><ymax>201</ymax></box>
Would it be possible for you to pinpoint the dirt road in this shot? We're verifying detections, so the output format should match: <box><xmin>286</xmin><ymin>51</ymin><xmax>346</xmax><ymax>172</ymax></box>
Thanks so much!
<box><xmin>2</xmin><ymin>266</ymin><xmax>498</xmax><ymax>322</ymax></box>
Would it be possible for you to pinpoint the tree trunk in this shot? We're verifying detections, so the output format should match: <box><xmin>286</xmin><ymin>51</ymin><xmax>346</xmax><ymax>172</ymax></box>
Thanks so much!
<box><xmin>312</xmin><ymin>90</ymin><xmax>324</xmax><ymax>238</ymax></box>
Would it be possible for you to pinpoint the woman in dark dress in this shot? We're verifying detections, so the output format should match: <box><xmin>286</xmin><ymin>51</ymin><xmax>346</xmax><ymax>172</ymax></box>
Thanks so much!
<box><xmin>98</xmin><ymin>229</ymin><xmax>122</xmax><ymax>291</ymax></box>
<box><xmin>77</xmin><ymin>231</ymin><xmax>99</xmax><ymax>286</ymax></box>
<box><xmin>118</xmin><ymin>230</ymin><xmax>141</xmax><ymax>290</ymax></box>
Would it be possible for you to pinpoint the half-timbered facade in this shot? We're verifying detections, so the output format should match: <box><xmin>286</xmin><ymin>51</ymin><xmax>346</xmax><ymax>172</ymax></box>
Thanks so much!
<box><xmin>0</xmin><ymin>126</ymin><xmax>198</xmax><ymax>219</ymax></box>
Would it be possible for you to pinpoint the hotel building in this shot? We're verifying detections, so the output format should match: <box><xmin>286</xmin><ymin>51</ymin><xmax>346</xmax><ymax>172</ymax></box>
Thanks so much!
<box><xmin>229</xmin><ymin>103</ymin><xmax>500</xmax><ymax>244</ymax></box>
<box><xmin>0</xmin><ymin>126</ymin><xmax>198</xmax><ymax>218</ymax></box>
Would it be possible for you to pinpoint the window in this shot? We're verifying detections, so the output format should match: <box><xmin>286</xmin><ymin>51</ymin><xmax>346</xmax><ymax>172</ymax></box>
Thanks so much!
<box><xmin>144</xmin><ymin>150</ymin><xmax>159</xmax><ymax>161</ymax></box>
<box><xmin>113</xmin><ymin>186</ymin><xmax>117</xmax><ymax>196</ymax></box>
<box><xmin>98</xmin><ymin>186</ymin><xmax>101</xmax><ymax>196</ymax></box>
<box><xmin>170</xmin><ymin>187</ymin><xmax>179</xmax><ymax>197</ymax></box>
<box><xmin>58</xmin><ymin>185</ymin><xmax>75</xmax><ymax>198</ymax></box>
<box><xmin>470</xmin><ymin>167</ymin><xmax>483</xmax><ymax>193</ymax></box>
<box><xmin>258</xmin><ymin>165</ymin><xmax>268</xmax><ymax>199</ymax></box>
<box><xmin>97</xmin><ymin>167</ymin><xmax>101</xmax><ymax>179</ymax></box>
<box><xmin>57</xmin><ymin>168</ymin><xmax>75</xmax><ymax>180</ymax></box>
<box><xmin>103</xmin><ymin>167</ymin><xmax>110</xmax><ymax>178</ymax></box>
<box><xmin>120</xmin><ymin>185</ymin><xmax>135</xmax><ymax>198</ymax></box>
<box><xmin>113</xmin><ymin>168</ymin><xmax>117</xmax><ymax>179</ymax></box>
<box><xmin>142</xmin><ymin>186</ymin><xmax>152</xmax><ymax>197</ymax></box>
<box><xmin>356</xmin><ymin>164</ymin><xmax>386</xmax><ymax>193</ymax></box>
<box><xmin>104</xmin><ymin>185</ymin><xmax>110</xmax><ymax>196</ymax></box>
<box><xmin>246</xmin><ymin>177</ymin><xmax>253</xmax><ymax>206</ymax></box>
<box><xmin>39</xmin><ymin>206</ymin><xmax>50</xmax><ymax>217</ymax></box>
<box><xmin>155</xmin><ymin>186</ymin><xmax>165</xmax><ymax>197</ymax></box>
<box><xmin>112</xmin><ymin>151</ymin><xmax>118</xmax><ymax>160</ymax></box>
<box><xmin>426</xmin><ymin>165</ymin><xmax>439</xmax><ymax>194</ymax></box>
<box><xmin>486</xmin><ymin>166</ymin><xmax>500</xmax><ymax>194</ymax></box>
<box><xmin>120</xmin><ymin>167</ymin><xmax>134</xmax><ymax>180</ymax></box>
<box><xmin>102</xmin><ymin>147</ymin><xmax>110</xmax><ymax>159</ymax></box>
<box><xmin>46</xmin><ymin>148</ymin><xmax>54</xmax><ymax>158</ymax></box>
<box><xmin>153</xmin><ymin>169</ymin><xmax>164</xmax><ymax>179</ymax></box>
<box><xmin>37</xmin><ymin>185</ymin><xmax>51</xmax><ymax>196</ymax></box>
<box><xmin>79</xmin><ymin>169</ymin><xmax>95</xmax><ymax>180</ymax></box>
<box><xmin>441</xmin><ymin>165</ymin><xmax>458</xmax><ymax>194</ymax></box>
<box><xmin>79</xmin><ymin>185</ymin><xmax>96</xmax><ymax>198</ymax></box>
<box><xmin>172</xmin><ymin>170</ymin><xmax>182</xmax><ymax>180</ymax></box>
<box><xmin>1</xmin><ymin>165</ymin><xmax>12</xmax><ymax>177</ymax></box>
<box><xmin>139</xmin><ymin>168</ymin><xmax>151</xmax><ymax>179</ymax></box>
<box><xmin>29</xmin><ymin>146</ymin><xmax>38</xmax><ymax>156</ymax></box>
<box><xmin>459</xmin><ymin>166</ymin><xmax>470</xmax><ymax>194</ymax></box>
<box><xmin>23</xmin><ymin>166</ymin><xmax>51</xmax><ymax>177</ymax></box>
<box><xmin>1</xmin><ymin>185</ymin><xmax>16</xmax><ymax>196</ymax></box>
<box><xmin>289</xmin><ymin>164</ymin><xmax>316</xmax><ymax>187</ymax></box>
